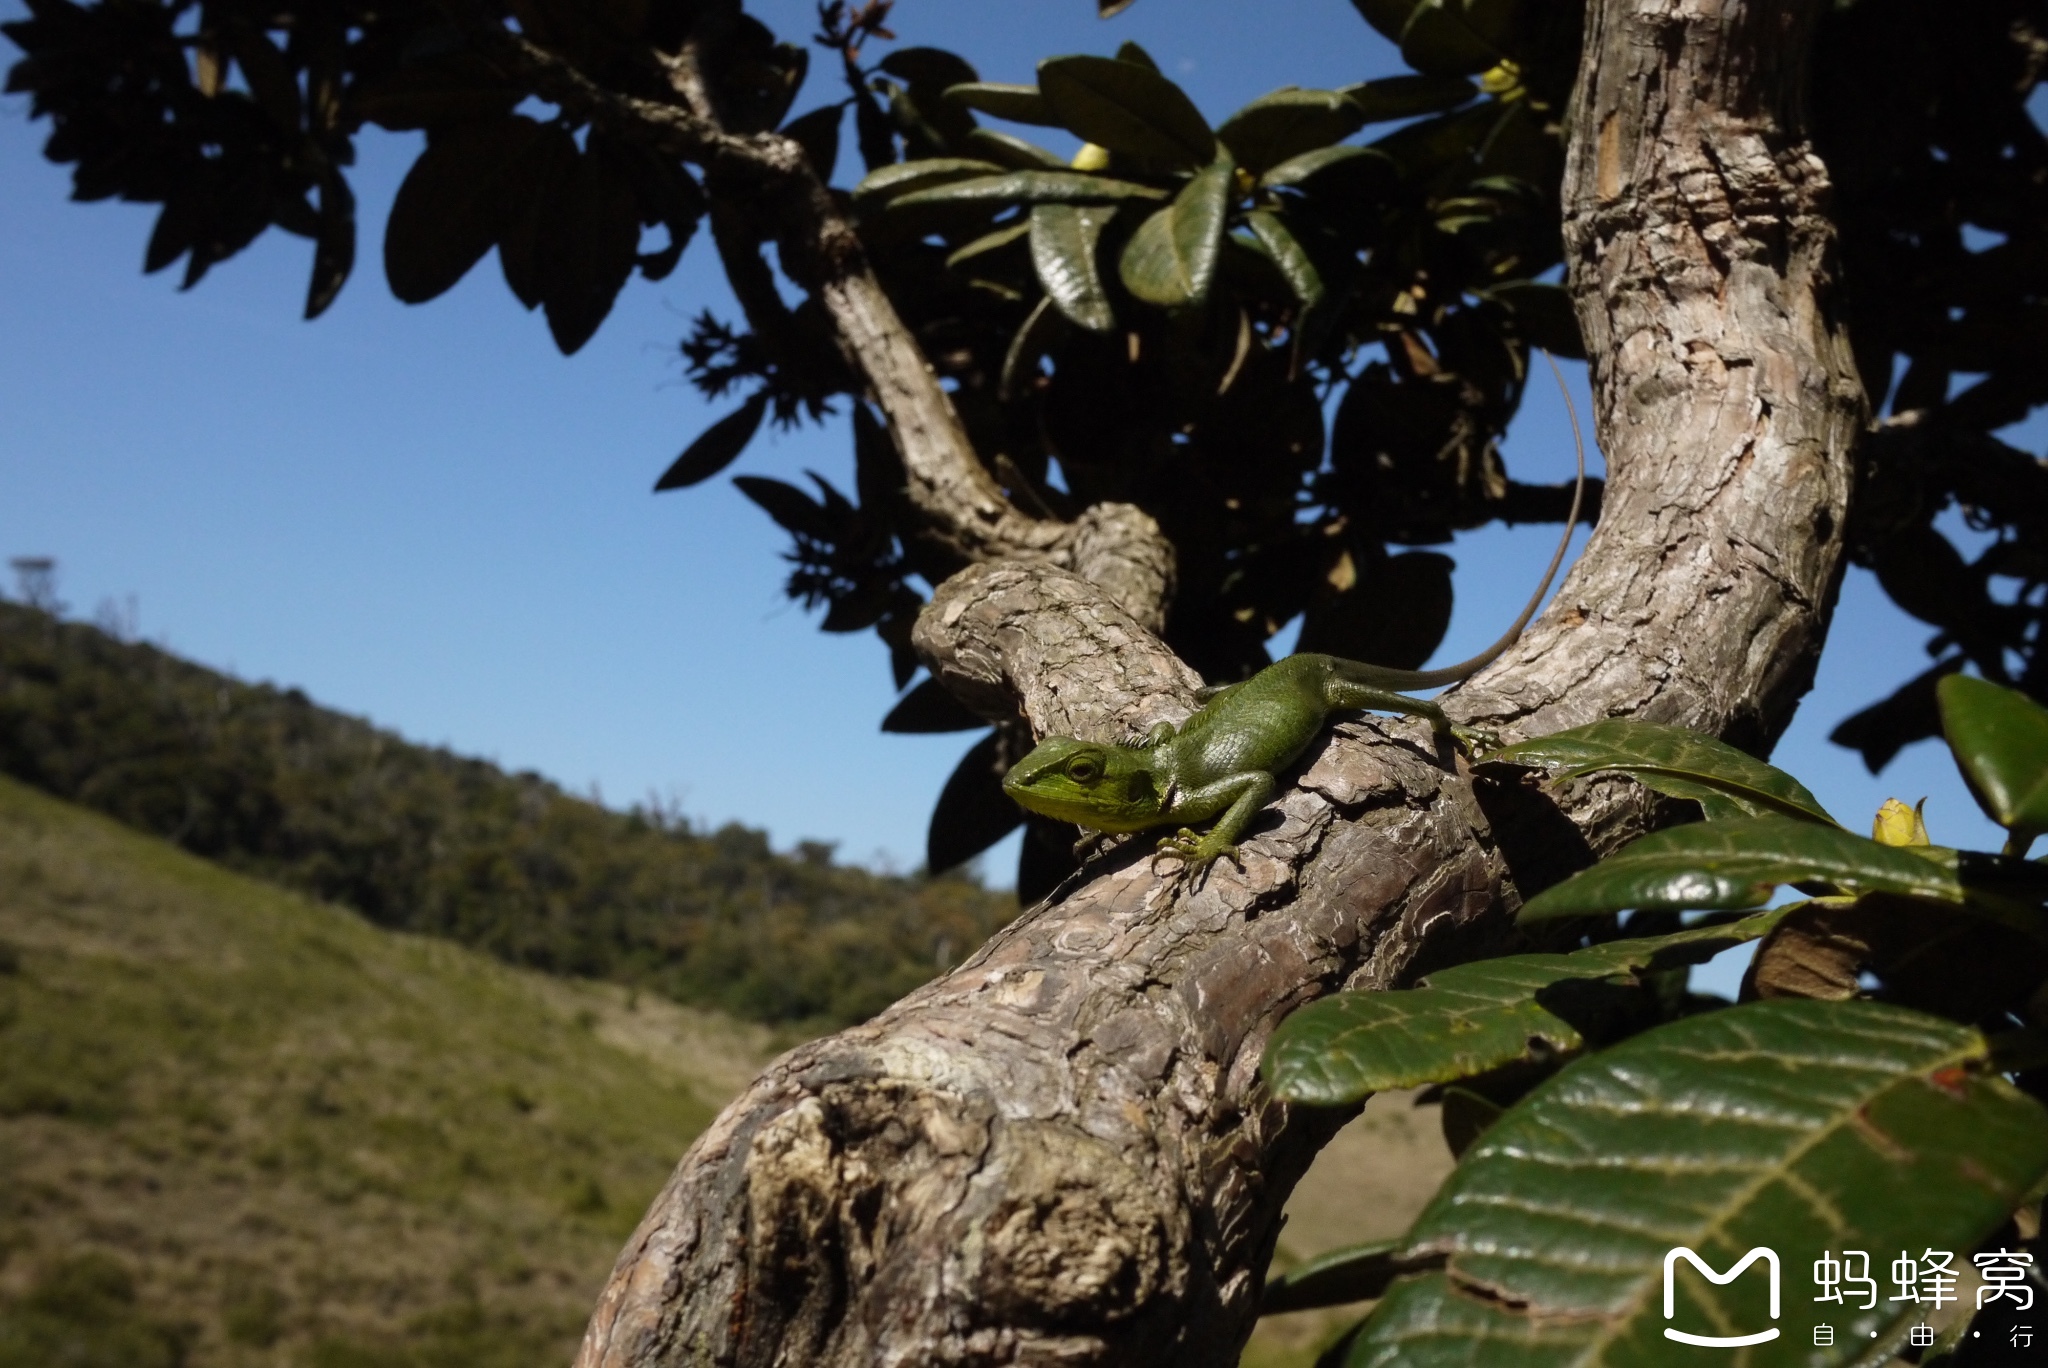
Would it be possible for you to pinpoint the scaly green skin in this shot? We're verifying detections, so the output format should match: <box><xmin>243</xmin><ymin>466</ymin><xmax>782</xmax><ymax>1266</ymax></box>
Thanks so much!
<box><xmin>1004</xmin><ymin>351</ymin><xmax>1588</xmax><ymax>877</ymax></box>
<box><xmin>1002</xmin><ymin>655</ymin><xmax>1482</xmax><ymax>872</ymax></box>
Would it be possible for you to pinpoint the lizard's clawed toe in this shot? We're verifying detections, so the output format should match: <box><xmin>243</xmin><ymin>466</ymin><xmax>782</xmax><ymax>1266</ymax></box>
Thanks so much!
<box><xmin>1450</xmin><ymin>723</ymin><xmax>1501</xmax><ymax>757</ymax></box>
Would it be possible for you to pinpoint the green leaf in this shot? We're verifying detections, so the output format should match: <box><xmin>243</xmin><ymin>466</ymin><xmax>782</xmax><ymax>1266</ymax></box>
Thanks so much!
<box><xmin>1216</xmin><ymin>88</ymin><xmax>1367</xmax><ymax>175</ymax></box>
<box><xmin>943</xmin><ymin>82</ymin><xmax>1059</xmax><ymax>126</ymax></box>
<box><xmin>1479</xmin><ymin>280</ymin><xmax>1584</xmax><ymax>359</ymax></box>
<box><xmin>945</xmin><ymin>220</ymin><xmax>1032</xmax><ymax>270</ymax></box>
<box><xmin>304</xmin><ymin>170</ymin><xmax>354</xmax><ymax>321</ymax></box>
<box><xmin>653</xmin><ymin>392</ymin><xmax>770</xmax><ymax>491</ymax></box>
<box><xmin>1258</xmin><ymin>143</ymin><xmax>1396</xmax><ymax>192</ymax></box>
<box><xmin>1264</xmin><ymin>914</ymin><xmax>1781</xmax><ymax>1105</ymax></box>
<box><xmin>383</xmin><ymin>116</ymin><xmax>546</xmax><ymax>305</ymax></box>
<box><xmin>881</xmin><ymin>677</ymin><xmax>984</xmax><ymax>734</ymax></box>
<box><xmin>351</xmin><ymin>51</ymin><xmax>522</xmax><ymax>132</ymax></box>
<box><xmin>1037</xmin><ymin>54</ymin><xmax>1216</xmax><ymax>168</ymax></box>
<box><xmin>1349</xmin><ymin>0</ymin><xmax>1422</xmax><ymax>44</ymax></box>
<box><xmin>1398</xmin><ymin>0</ymin><xmax>1503</xmax><ymax>76</ymax></box>
<box><xmin>999</xmin><ymin>297</ymin><xmax>1059</xmax><ymax>402</ymax></box>
<box><xmin>1113</xmin><ymin>40</ymin><xmax>1159</xmax><ymax>72</ymax></box>
<box><xmin>1340</xmin><ymin>74</ymin><xmax>1478</xmax><ymax>123</ymax></box>
<box><xmin>930</xmin><ymin>730</ymin><xmax>1022</xmax><ymax>873</ymax></box>
<box><xmin>1486</xmin><ymin>719</ymin><xmax>1837</xmax><ymax>824</ymax></box>
<box><xmin>1518</xmin><ymin>816</ymin><xmax>1964</xmax><ymax>923</ymax></box>
<box><xmin>733</xmin><ymin>475</ymin><xmax>831</xmax><ymax>541</ymax></box>
<box><xmin>537</xmin><ymin>134</ymin><xmax>642</xmax><ymax>354</ymax></box>
<box><xmin>876</xmin><ymin>47</ymin><xmax>978</xmax><ymax>91</ymax></box>
<box><xmin>1938</xmin><ymin>674</ymin><xmax>2048</xmax><ymax>841</ymax></box>
<box><xmin>1117</xmin><ymin>149</ymin><xmax>1235</xmax><ymax>308</ymax></box>
<box><xmin>851</xmin><ymin>158</ymin><xmax>1006</xmax><ymax>206</ymax></box>
<box><xmin>493</xmin><ymin>124</ymin><xmax>579</xmax><ymax>311</ymax></box>
<box><xmin>1346</xmin><ymin>1001</ymin><xmax>2048</xmax><ymax>1367</ymax></box>
<box><xmin>1241</xmin><ymin>210</ymin><xmax>1323</xmax><ymax>310</ymax></box>
<box><xmin>1029</xmin><ymin>204</ymin><xmax>1116</xmax><ymax>331</ymax></box>
<box><xmin>1262</xmin><ymin>1238</ymin><xmax>1402</xmax><ymax>1314</ymax></box>
<box><xmin>964</xmin><ymin>128</ymin><xmax>1067</xmax><ymax>170</ymax></box>
<box><xmin>890</xmin><ymin>170</ymin><xmax>1168</xmax><ymax>210</ymax></box>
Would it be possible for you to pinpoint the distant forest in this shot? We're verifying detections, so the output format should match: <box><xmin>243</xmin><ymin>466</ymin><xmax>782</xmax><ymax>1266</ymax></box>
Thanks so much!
<box><xmin>0</xmin><ymin>601</ymin><xmax>1014</xmax><ymax>1027</ymax></box>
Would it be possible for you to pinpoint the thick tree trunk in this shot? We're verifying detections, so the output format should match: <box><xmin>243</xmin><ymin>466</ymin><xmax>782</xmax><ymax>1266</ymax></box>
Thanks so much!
<box><xmin>573</xmin><ymin>1</ymin><xmax>1865</xmax><ymax>1363</ymax></box>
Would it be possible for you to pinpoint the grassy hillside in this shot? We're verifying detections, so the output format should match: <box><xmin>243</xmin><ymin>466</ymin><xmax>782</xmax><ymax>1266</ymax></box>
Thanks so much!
<box><xmin>0</xmin><ymin>602</ymin><xmax>1013</xmax><ymax>1028</ymax></box>
<box><xmin>0</xmin><ymin>774</ymin><xmax>782</xmax><ymax>1368</ymax></box>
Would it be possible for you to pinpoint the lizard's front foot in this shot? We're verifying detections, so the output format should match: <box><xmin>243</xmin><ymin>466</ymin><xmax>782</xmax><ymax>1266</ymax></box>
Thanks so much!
<box><xmin>1152</xmin><ymin>827</ymin><xmax>1240</xmax><ymax>875</ymax></box>
<box><xmin>1449</xmin><ymin>723</ymin><xmax>1501</xmax><ymax>758</ymax></box>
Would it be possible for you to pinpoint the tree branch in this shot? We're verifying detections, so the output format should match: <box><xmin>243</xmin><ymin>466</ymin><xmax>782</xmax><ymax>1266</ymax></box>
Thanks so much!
<box><xmin>573</xmin><ymin>2</ymin><xmax>1865</xmax><ymax>1363</ymax></box>
<box><xmin>451</xmin><ymin>11</ymin><xmax>1176</xmax><ymax>630</ymax></box>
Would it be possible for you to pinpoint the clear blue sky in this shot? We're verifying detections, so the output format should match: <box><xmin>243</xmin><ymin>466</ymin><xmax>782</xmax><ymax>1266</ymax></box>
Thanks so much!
<box><xmin>0</xmin><ymin>0</ymin><xmax>2022</xmax><ymax>962</ymax></box>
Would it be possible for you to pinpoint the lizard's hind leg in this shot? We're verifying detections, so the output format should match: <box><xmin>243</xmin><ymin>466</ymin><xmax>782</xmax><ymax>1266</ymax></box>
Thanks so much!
<box><xmin>1323</xmin><ymin>681</ymin><xmax>1497</xmax><ymax>755</ymax></box>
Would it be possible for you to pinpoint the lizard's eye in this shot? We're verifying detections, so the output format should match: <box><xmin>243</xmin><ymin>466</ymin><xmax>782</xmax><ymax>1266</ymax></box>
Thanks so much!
<box><xmin>1066</xmin><ymin>756</ymin><xmax>1100</xmax><ymax>783</ymax></box>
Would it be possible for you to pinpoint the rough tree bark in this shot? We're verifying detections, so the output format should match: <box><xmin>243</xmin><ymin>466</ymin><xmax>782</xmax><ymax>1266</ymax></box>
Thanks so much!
<box><xmin>573</xmin><ymin>0</ymin><xmax>1866</xmax><ymax>1362</ymax></box>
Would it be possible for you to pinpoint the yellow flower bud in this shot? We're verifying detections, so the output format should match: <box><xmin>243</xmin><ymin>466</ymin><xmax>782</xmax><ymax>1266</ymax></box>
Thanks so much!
<box><xmin>1871</xmin><ymin>797</ymin><xmax>1929</xmax><ymax>847</ymax></box>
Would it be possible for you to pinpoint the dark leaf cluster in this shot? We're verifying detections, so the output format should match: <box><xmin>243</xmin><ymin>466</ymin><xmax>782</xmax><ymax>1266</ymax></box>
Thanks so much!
<box><xmin>1817</xmin><ymin>0</ymin><xmax>2048</xmax><ymax>769</ymax></box>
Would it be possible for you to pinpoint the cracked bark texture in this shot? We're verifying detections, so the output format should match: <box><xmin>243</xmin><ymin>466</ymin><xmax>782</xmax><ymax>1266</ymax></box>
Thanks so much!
<box><xmin>574</xmin><ymin>1</ymin><xmax>1866</xmax><ymax>1363</ymax></box>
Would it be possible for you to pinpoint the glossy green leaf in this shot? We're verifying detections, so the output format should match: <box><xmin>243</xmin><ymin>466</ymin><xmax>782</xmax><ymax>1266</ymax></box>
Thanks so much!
<box><xmin>1117</xmin><ymin>150</ymin><xmax>1234</xmax><ymax>307</ymax></box>
<box><xmin>1487</xmin><ymin>719</ymin><xmax>1837</xmax><ymax>824</ymax></box>
<box><xmin>1265</xmin><ymin>914</ymin><xmax>1781</xmax><ymax>1105</ymax></box>
<box><xmin>1217</xmin><ymin>88</ymin><xmax>1367</xmax><ymax>175</ymax></box>
<box><xmin>1258</xmin><ymin>143</ymin><xmax>1396</xmax><ymax>192</ymax></box>
<box><xmin>1340</xmin><ymin>73</ymin><xmax>1477</xmax><ymax>122</ymax></box>
<box><xmin>964</xmin><ymin>128</ymin><xmax>1067</xmax><ymax>170</ymax></box>
<box><xmin>945</xmin><ymin>220</ymin><xmax>1031</xmax><ymax>270</ymax></box>
<box><xmin>1037</xmin><ymin>55</ymin><xmax>1216</xmax><ymax>168</ymax></box>
<box><xmin>1029</xmin><ymin>204</ymin><xmax>1116</xmax><ymax>331</ymax></box>
<box><xmin>1263</xmin><ymin>1238</ymin><xmax>1402</xmax><ymax>1314</ymax></box>
<box><xmin>850</xmin><ymin>158</ymin><xmax>1004</xmax><ymax>206</ymax></box>
<box><xmin>1518</xmin><ymin>816</ymin><xmax>1963</xmax><ymax>923</ymax></box>
<box><xmin>943</xmin><ymin>82</ymin><xmax>1059</xmax><ymax>126</ymax></box>
<box><xmin>653</xmin><ymin>392</ymin><xmax>769</xmax><ymax>491</ymax></box>
<box><xmin>1345</xmin><ymin>1001</ymin><xmax>2048</xmax><ymax>1367</ymax></box>
<box><xmin>1398</xmin><ymin>0</ymin><xmax>1502</xmax><ymax>76</ymax></box>
<box><xmin>1938</xmin><ymin>674</ymin><xmax>2048</xmax><ymax>840</ymax></box>
<box><xmin>1242</xmin><ymin>210</ymin><xmax>1323</xmax><ymax>310</ymax></box>
<box><xmin>890</xmin><ymin>170</ymin><xmax>1168</xmax><ymax>209</ymax></box>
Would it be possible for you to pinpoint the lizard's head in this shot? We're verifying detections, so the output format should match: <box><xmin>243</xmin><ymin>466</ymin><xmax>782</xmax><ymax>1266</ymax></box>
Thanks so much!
<box><xmin>1002</xmin><ymin>736</ymin><xmax>1163</xmax><ymax>833</ymax></box>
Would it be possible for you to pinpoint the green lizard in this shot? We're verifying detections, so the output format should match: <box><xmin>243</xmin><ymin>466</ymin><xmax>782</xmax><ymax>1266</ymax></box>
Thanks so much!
<box><xmin>1003</xmin><ymin>363</ymin><xmax>1586</xmax><ymax>876</ymax></box>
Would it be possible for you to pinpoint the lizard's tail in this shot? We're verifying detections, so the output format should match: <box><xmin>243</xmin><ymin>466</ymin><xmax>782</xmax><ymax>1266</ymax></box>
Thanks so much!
<box><xmin>1357</xmin><ymin>349</ymin><xmax>1587</xmax><ymax>691</ymax></box>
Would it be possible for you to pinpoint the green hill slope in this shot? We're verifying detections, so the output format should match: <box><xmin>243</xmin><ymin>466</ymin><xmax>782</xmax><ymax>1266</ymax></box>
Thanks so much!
<box><xmin>0</xmin><ymin>602</ymin><xmax>1013</xmax><ymax>1028</ymax></box>
<box><xmin>0</xmin><ymin>774</ymin><xmax>780</xmax><ymax>1368</ymax></box>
